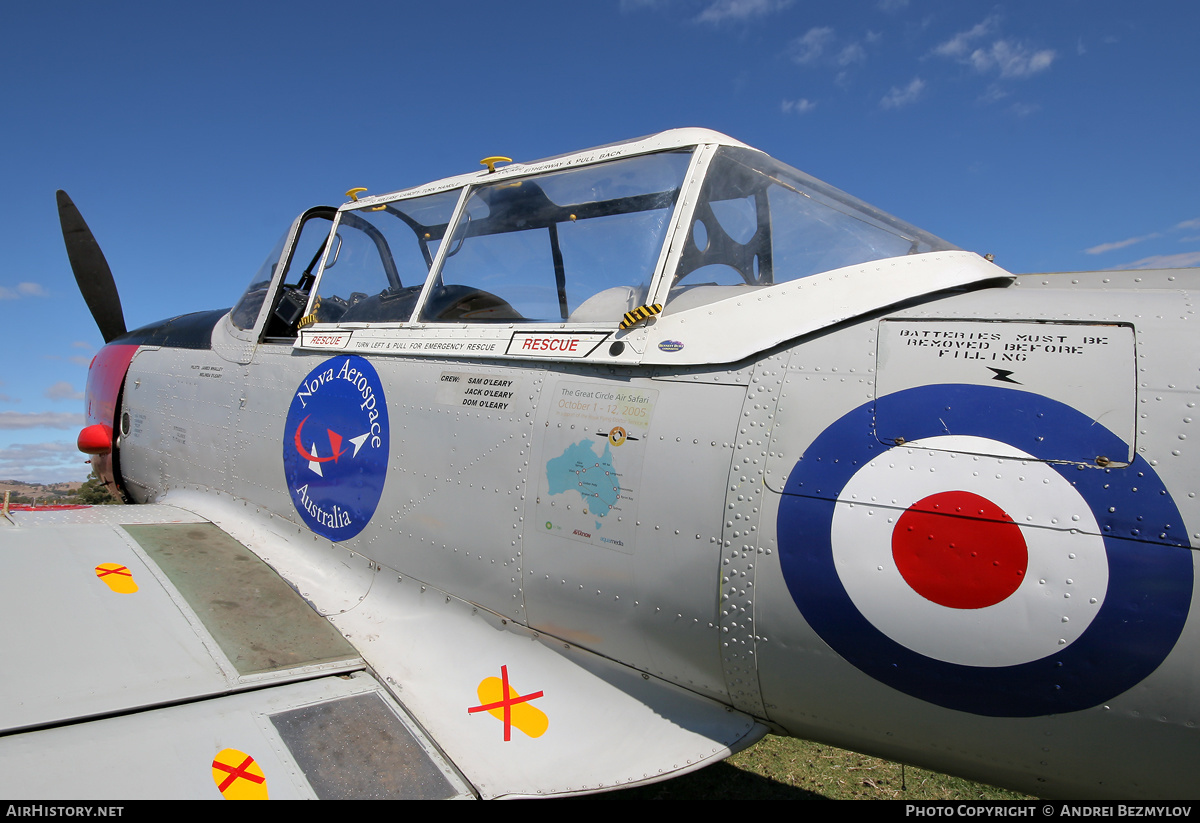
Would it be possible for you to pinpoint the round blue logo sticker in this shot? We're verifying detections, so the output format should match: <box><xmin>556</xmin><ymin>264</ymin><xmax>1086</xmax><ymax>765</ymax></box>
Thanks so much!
<box><xmin>283</xmin><ymin>356</ymin><xmax>389</xmax><ymax>541</ymax></box>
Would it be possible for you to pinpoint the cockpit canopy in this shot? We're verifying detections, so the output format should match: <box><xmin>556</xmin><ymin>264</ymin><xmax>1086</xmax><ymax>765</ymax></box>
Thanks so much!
<box><xmin>230</xmin><ymin>129</ymin><xmax>973</xmax><ymax>364</ymax></box>
<box><xmin>311</xmin><ymin>151</ymin><xmax>691</xmax><ymax>326</ymax></box>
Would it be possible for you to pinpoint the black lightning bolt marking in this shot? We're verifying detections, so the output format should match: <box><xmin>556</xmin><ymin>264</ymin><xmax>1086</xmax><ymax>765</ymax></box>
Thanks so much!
<box><xmin>987</xmin><ymin>367</ymin><xmax>1021</xmax><ymax>384</ymax></box>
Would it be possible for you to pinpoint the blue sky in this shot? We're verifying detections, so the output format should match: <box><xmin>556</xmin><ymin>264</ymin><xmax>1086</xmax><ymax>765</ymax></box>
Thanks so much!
<box><xmin>2</xmin><ymin>1</ymin><xmax>1197</xmax><ymax>482</ymax></box>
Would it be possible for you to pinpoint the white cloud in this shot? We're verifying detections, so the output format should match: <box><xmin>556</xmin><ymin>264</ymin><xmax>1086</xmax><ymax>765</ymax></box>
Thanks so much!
<box><xmin>789</xmin><ymin>27</ymin><xmax>834</xmax><ymax>64</ymax></box>
<box><xmin>932</xmin><ymin>17</ymin><xmax>1054</xmax><ymax>79</ymax></box>
<box><xmin>1116</xmin><ymin>251</ymin><xmax>1200</xmax><ymax>270</ymax></box>
<box><xmin>933</xmin><ymin>16</ymin><xmax>998</xmax><ymax>58</ymax></box>
<box><xmin>978</xmin><ymin>84</ymin><xmax>1009</xmax><ymax>104</ymax></box>
<box><xmin>0</xmin><ymin>282</ymin><xmax>49</xmax><ymax>300</ymax></box>
<box><xmin>781</xmin><ymin>98</ymin><xmax>817</xmax><ymax>114</ymax></box>
<box><xmin>788</xmin><ymin>28</ymin><xmax>873</xmax><ymax>75</ymax></box>
<box><xmin>970</xmin><ymin>41</ymin><xmax>1055</xmax><ymax>78</ymax></box>
<box><xmin>0</xmin><ymin>441</ymin><xmax>87</xmax><ymax>484</ymax></box>
<box><xmin>44</xmin><ymin>382</ymin><xmax>84</xmax><ymax>402</ymax></box>
<box><xmin>1085</xmin><ymin>234</ymin><xmax>1158</xmax><ymax>255</ymax></box>
<box><xmin>1009</xmin><ymin>102</ymin><xmax>1039</xmax><ymax>117</ymax></box>
<box><xmin>838</xmin><ymin>42</ymin><xmax>866</xmax><ymax>66</ymax></box>
<box><xmin>0</xmin><ymin>411</ymin><xmax>85</xmax><ymax>430</ymax></box>
<box><xmin>1086</xmin><ymin>218</ymin><xmax>1200</xmax><ymax>256</ymax></box>
<box><xmin>68</xmin><ymin>343</ymin><xmax>95</xmax><ymax>367</ymax></box>
<box><xmin>880</xmin><ymin>77</ymin><xmax>925</xmax><ymax>109</ymax></box>
<box><xmin>696</xmin><ymin>0</ymin><xmax>792</xmax><ymax>24</ymax></box>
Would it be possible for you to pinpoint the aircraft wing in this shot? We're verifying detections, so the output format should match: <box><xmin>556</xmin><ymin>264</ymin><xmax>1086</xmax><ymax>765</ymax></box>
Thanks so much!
<box><xmin>0</xmin><ymin>501</ymin><xmax>766</xmax><ymax>799</ymax></box>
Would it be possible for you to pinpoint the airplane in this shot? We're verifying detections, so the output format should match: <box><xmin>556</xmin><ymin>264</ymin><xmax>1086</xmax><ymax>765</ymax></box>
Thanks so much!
<box><xmin>1</xmin><ymin>127</ymin><xmax>1195</xmax><ymax>799</ymax></box>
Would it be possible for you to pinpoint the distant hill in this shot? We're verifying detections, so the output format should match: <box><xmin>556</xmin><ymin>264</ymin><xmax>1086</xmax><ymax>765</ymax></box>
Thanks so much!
<box><xmin>0</xmin><ymin>479</ymin><xmax>84</xmax><ymax>504</ymax></box>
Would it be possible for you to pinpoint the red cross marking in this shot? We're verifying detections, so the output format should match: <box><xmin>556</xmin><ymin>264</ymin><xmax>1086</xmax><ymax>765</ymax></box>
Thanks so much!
<box><xmin>96</xmin><ymin>565</ymin><xmax>132</xmax><ymax>578</ymax></box>
<box><xmin>212</xmin><ymin>754</ymin><xmax>266</xmax><ymax>793</ymax></box>
<box><xmin>467</xmin><ymin>665</ymin><xmax>545</xmax><ymax>742</ymax></box>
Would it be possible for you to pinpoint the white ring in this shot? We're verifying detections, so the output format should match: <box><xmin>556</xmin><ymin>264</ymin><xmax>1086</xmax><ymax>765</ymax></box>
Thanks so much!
<box><xmin>830</xmin><ymin>435</ymin><xmax>1108</xmax><ymax>667</ymax></box>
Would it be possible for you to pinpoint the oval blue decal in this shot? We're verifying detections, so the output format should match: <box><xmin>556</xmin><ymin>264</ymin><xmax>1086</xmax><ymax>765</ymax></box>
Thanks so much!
<box><xmin>283</xmin><ymin>356</ymin><xmax>389</xmax><ymax>541</ymax></box>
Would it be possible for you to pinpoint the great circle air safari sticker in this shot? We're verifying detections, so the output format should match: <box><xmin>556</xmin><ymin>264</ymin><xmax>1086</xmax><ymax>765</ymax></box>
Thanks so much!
<box><xmin>283</xmin><ymin>356</ymin><xmax>389</xmax><ymax>542</ymax></box>
<box><xmin>777</xmin><ymin>384</ymin><xmax>1192</xmax><ymax>717</ymax></box>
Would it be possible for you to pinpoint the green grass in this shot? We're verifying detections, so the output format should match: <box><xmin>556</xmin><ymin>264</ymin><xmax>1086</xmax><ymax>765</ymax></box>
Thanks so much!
<box><xmin>602</xmin><ymin>734</ymin><xmax>1035</xmax><ymax>800</ymax></box>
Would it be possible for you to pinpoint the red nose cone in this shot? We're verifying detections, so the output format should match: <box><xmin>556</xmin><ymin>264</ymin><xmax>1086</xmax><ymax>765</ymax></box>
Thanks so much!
<box><xmin>78</xmin><ymin>423</ymin><xmax>113</xmax><ymax>455</ymax></box>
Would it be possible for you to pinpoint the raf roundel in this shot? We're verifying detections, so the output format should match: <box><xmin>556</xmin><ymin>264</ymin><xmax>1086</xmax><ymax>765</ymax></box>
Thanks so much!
<box><xmin>283</xmin><ymin>356</ymin><xmax>389</xmax><ymax>542</ymax></box>
<box><xmin>777</xmin><ymin>384</ymin><xmax>1193</xmax><ymax>717</ymax></box>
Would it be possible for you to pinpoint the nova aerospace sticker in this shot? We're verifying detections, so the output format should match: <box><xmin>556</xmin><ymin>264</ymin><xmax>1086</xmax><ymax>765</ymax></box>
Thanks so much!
<box><xmin>284</xmin><ymin>356</ymin><xmax>389</xmax><ymax>541</ymax></box>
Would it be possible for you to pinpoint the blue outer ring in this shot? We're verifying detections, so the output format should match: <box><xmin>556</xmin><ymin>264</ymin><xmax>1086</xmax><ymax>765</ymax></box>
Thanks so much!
<box><xmin>778</xmin><ymin>384</ymin><xmax>1192</xmax><ymax>716</ymax></box>
<box><xmin>283</xmin><ymin>356</ymin><xmax>389</xmax><ymax>542</ymax></box>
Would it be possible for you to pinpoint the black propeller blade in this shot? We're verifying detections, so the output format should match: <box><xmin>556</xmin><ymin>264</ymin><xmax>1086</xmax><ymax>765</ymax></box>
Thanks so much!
<box><xmin>57</xmin><ymin>190</ymin><xmax>127</xmax><ymax>343</ymax></box>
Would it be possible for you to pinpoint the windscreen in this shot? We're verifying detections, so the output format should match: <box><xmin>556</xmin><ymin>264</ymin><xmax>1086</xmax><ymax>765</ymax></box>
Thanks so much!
<box><xmin>311</xmin><ymin>189</ymin><xmax>462</xmax><ymax>324</ymax></box>
<box><xmin>673</xmin><ymin>146</ymin><xmax>958</xmax><ymax>290</ymax></box>
<box><xmin>418</xmin><ymin>151</ymin><xmax>693</xmax><ymax>324</ymax></box>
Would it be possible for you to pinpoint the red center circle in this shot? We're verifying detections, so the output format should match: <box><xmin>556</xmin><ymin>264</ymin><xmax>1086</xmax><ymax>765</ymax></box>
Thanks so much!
<box><xmin>891</xmin><ymin>490</ymin><xmax>1028</xmax><ymax>609</ymax></box>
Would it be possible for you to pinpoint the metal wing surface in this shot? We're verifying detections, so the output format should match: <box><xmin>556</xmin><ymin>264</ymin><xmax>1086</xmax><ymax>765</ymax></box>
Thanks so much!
<box><xmin>0</xmin><ymin>501</ymin><xmax>766</xmax><ymax>799</ymax></box>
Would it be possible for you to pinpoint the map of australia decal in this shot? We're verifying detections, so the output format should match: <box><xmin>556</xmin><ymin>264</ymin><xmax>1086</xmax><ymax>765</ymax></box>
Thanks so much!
<box><xmin>547</xmin><ymin>441</ymin><xmax>622</xmax><ymax>529</ymax></box>
<box><xmin>539</xmin><ymin>382</ymin><xmax>658</xmax><ymax>553</ymax></box>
